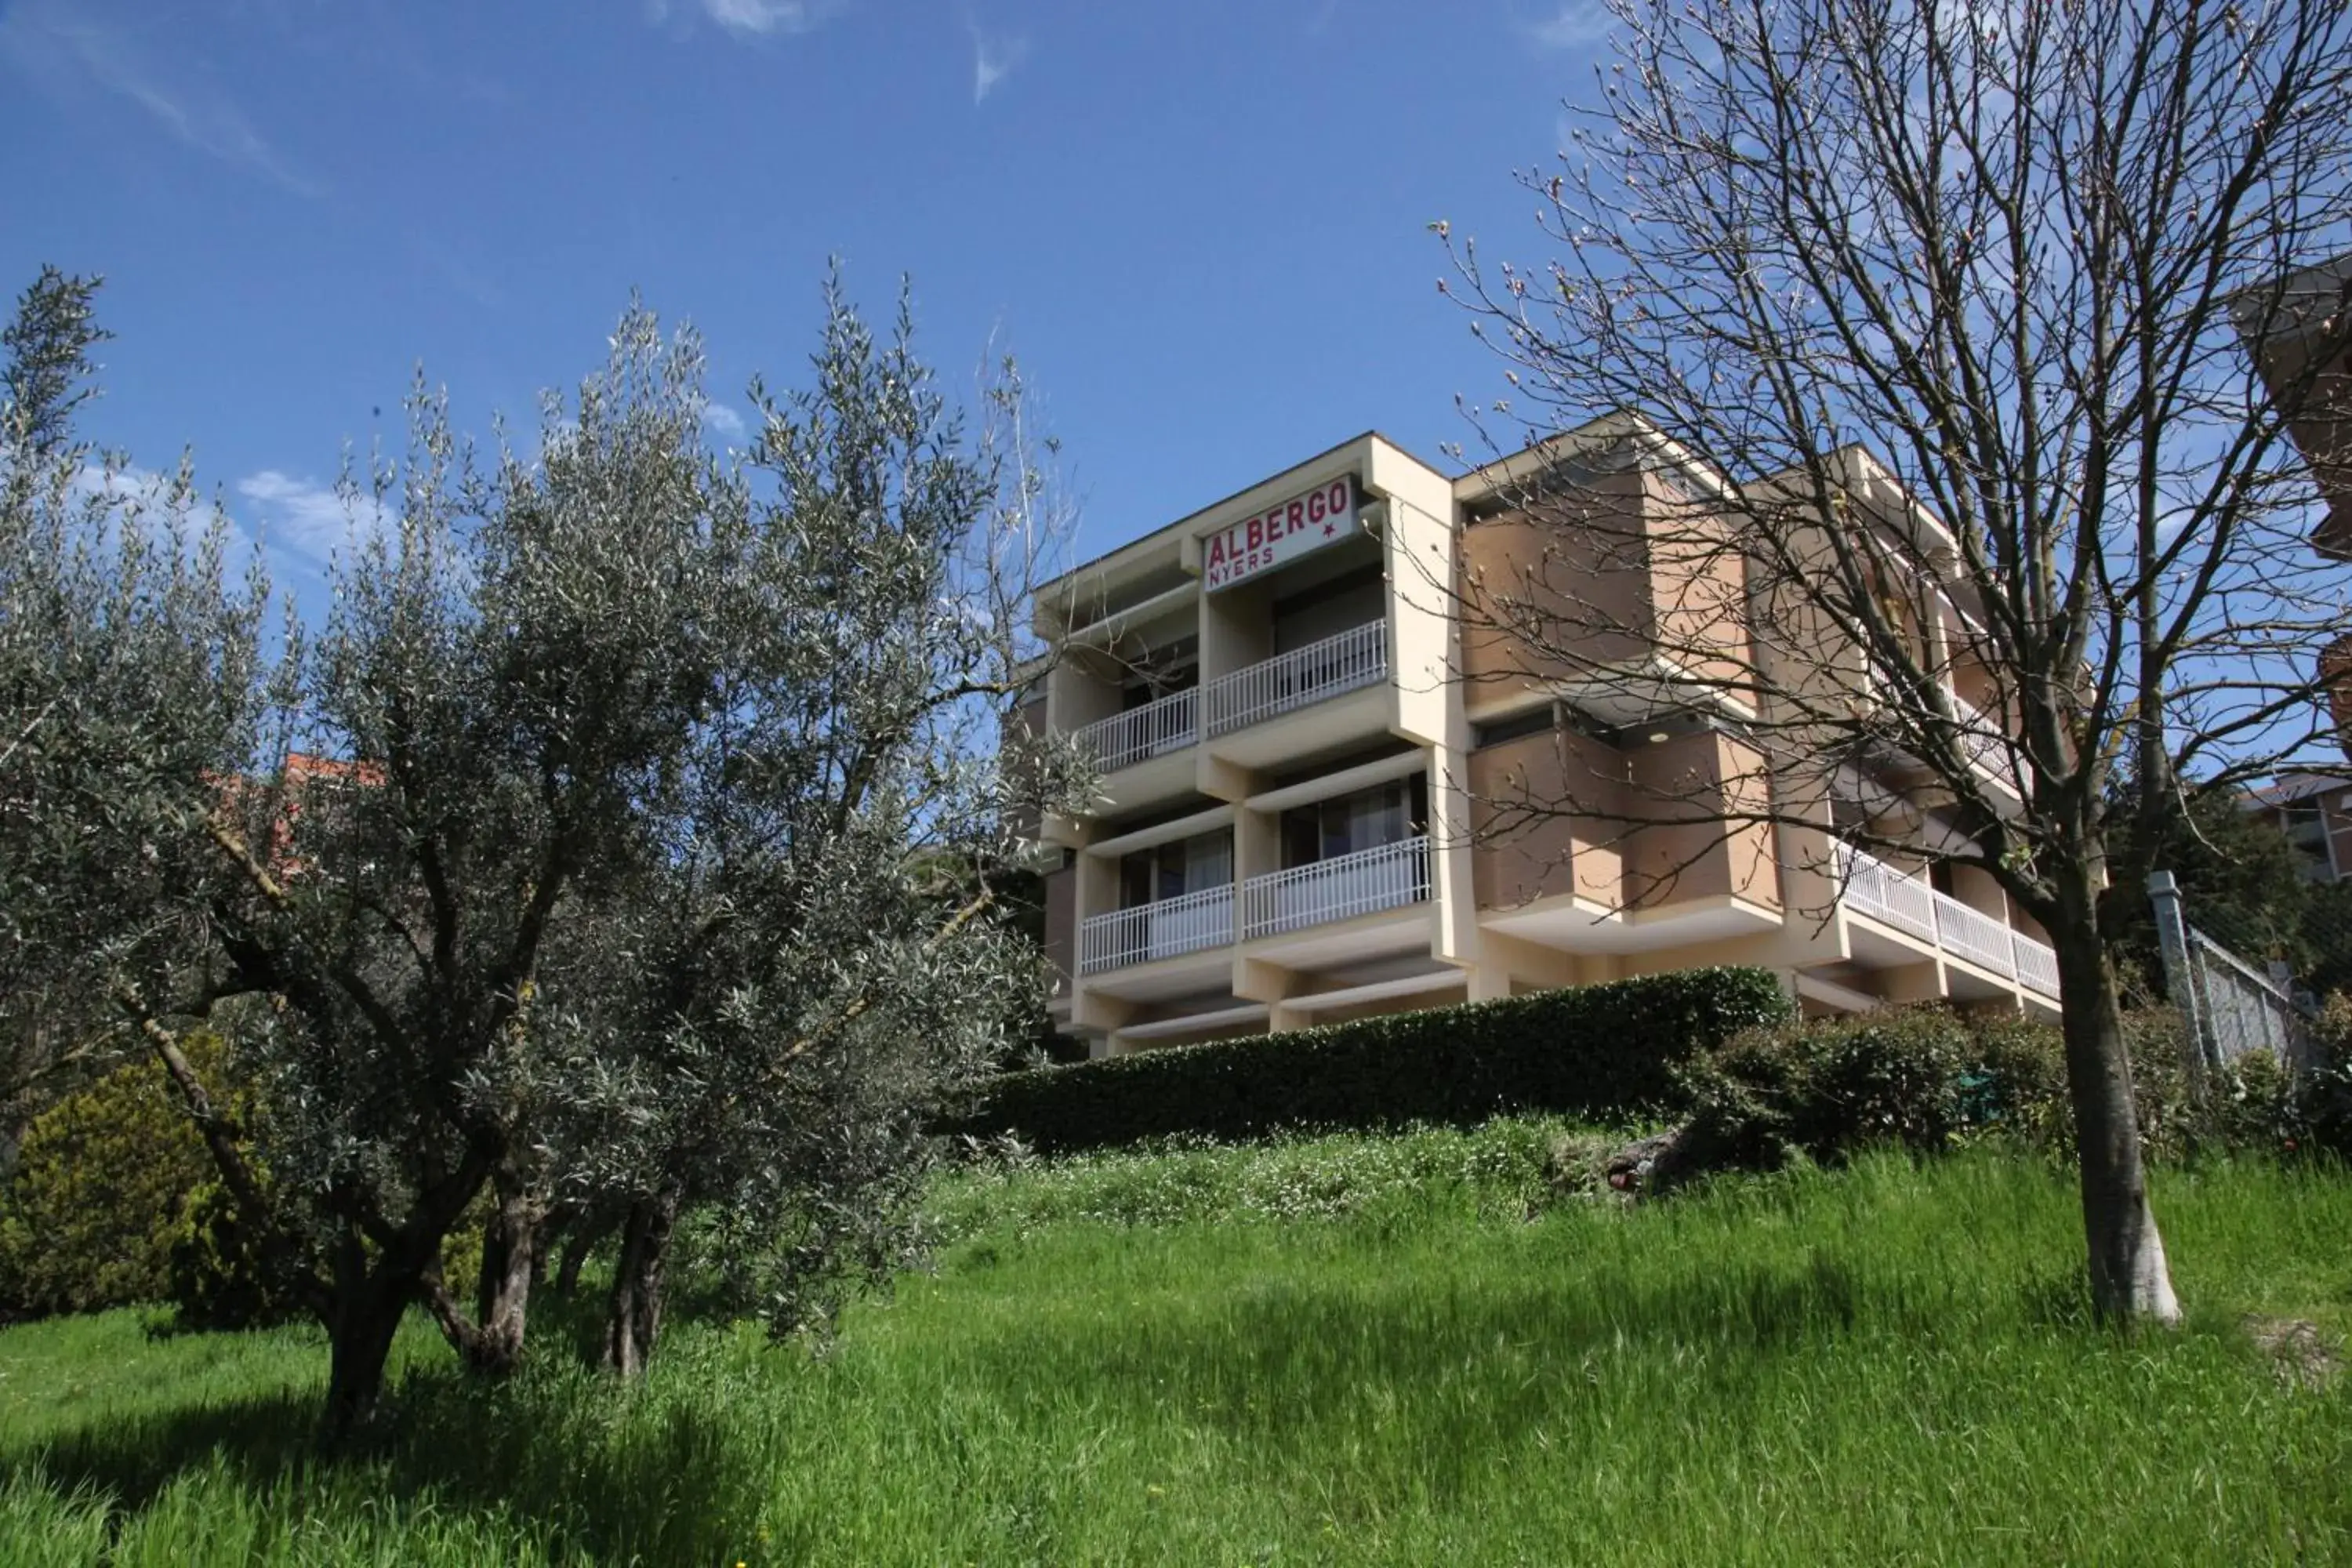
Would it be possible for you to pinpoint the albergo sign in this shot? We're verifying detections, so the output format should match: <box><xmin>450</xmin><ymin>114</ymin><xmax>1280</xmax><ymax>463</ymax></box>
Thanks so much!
<box><xmin>1200</xmin><ymin>475</ymin><xmax>1360</xmax><ymax>593</ymax></box>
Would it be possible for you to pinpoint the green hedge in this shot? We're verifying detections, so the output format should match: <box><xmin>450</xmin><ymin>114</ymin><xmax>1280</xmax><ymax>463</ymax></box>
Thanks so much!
<box><xmin>0</xmin><ymin>1044</ymin><xmax>221</xmax><ymax>1319</ymax></box>
<box><xmin>950</xmin><ymin>967</ymin><xmax>1792</xmax><ymax>1154</ymax></box>
<box><xmin>1644</xmin><ymin>1003</ymin><xmax>2352</xmax><ymax>1193</ymax></box>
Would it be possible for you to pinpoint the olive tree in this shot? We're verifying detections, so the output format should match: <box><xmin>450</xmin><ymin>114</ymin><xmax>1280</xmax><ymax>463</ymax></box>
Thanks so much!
<box><xmin>1439</xmin><ymin>0</ymin><xmax>2352</xmax><ymax>1319</ymax></box>
<box><xmin>531</xmin><ymin>296</ymin><xmax>1080</xmax><ymax>1377</ymax></box>
<box><xmin>2</xmin><ymin>269</ymin><xmax>1078</xmax><ymax>1438</ymax></box>
<box><xmin>2</xmin><ymin>266</ymin><xmax>269</xmax><ymax>1150</ymax></box>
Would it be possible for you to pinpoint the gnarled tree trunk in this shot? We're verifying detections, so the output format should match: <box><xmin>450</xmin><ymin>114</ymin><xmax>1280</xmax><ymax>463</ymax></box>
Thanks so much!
<box><xmin>463</xmin><ymin>1178</ymin><xmax>540</xmax><ymax>1376</ymax></box>
<box><xmin>319</xmin><ymin>1236</ymin><xmax>418</xmax><ymax>1448</ymax></box>
<box><xmin>602</xmin><ymin>1187</ymin><xmax>681</xmax><ymax>1380</ymax></box>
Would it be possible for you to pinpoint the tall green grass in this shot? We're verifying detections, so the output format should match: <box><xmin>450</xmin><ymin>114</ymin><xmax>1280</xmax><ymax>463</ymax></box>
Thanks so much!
<box><xmin>3</xmin><ymin>1133</ymin><xmax>2348</xmax><ymax>1565</ymax></box>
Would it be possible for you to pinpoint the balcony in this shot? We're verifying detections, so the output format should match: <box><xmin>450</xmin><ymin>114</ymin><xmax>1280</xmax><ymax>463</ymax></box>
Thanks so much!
<box><xmin>1836</xmin><ymin>844</ymin><xmax>2059</xmax><ymax>997</ymax></box>
<box><xmin>1073</xmin><ymin>688</ymin><xmax>1199</xmax><ymax>775</ymax></box>
<box><xmin>1205</xmin><ymin>620</ymin><xmax>1387</xmax><ymax>739</ymax></box>
<box><xmin>1079</xmin><ymin>884</ymin><xmax>1233</xmax><ymax>975</ymax></box>
<box><xmin>1947</xmin><ymin>690</ymin><xmax>2029</xmax><ymax>796</ymax></box>
<box><xmin>1242</xmin><ymin>835</ymin><xmax>1430</xmax><ymax>941</ymax></box>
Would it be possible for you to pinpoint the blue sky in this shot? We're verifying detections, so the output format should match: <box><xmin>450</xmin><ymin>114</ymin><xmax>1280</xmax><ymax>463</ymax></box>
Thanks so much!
<box><xmin>0</xmin><ymin>0</ymin><xmax>1615</xmax><ymax>608</ymax></box>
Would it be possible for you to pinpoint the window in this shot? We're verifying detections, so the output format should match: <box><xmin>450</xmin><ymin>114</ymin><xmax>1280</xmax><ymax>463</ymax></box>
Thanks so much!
<box><xmin>2284</xmin><ymin>804</ymin><xmax>2331</xmax><ymax>880</ymax></box>
<box><xmin>1272</xmin><ymin>565</ymin><xmax>1385</xmax><ymax>655</ymax></box>
<box><xmin>1473</xmin><ymin>704</ymin><xmax>1556</xmax><ymax>750</ymax></box>
<box><xmin>1120</xmin><ymin>635</ymin><xmax>1199</xmax><ymax>710</ymax></box>
<box><xmin>1120</xmin><ymin>829</ymin><xmax>1232</xmax><ymax>908</ymax></box>
<box><xmin>1279</xmin><ymin>776</ymin><xmax>1428</xmax><ymax>869</ymax></box>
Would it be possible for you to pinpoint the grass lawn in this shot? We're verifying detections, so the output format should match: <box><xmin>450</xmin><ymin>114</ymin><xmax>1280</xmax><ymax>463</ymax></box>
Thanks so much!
<box><xmin>2</xmin><ymin>1130</ymin><xmax>2348</xmax><ymax>1565</ymax></box>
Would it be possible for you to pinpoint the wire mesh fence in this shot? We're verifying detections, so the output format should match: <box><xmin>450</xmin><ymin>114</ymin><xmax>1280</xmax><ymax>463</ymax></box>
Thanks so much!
<box><xmin>2148</xmin><ymin>871</ymin><xmax>2318</xmax><ymax>1073</ymax></box>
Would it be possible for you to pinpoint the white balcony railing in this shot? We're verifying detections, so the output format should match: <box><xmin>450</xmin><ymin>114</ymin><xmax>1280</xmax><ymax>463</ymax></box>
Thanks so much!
<box><xmin>2012</xmin><ymin>936</ymin><xmax>2062</xmax><ymax>998</ymax></box>
<box><xmin>1078</xmin><ymin>884</ymin><xmax>1234</xmax><ymax>975</ymax></box>
<box><xmin>1835</xmin><ymin>843</ymin><xmax>2059</xmax><ymax>997</ymax></box>
<box><xmin>1837</xmin><ymin>842</ymin><xmax>1938</xmax><ymax>943</ymax></box>
<box><xmin>1204</xmin><ymin>620</ymin><xmax>1387</xmax><ymax>739</ymax></box>
<box><xmin>1073</xmin><ymin>688</ymin><xmax>1199</xmax><ymax>775</ymax></box>
<box><xmin>1947</xmin><ymin>691</ymin><xmax>2028</xmax><ymax>794</ymax></box>
<box><xmin>1934</xmin><ymin>892</ymin><xmax>2018</xmax><ymax>975</ymax></box>
<box><xmin>1241</xmin><ymin>835</ymin><xmax>1430</xmax><ymax>941</ymax></box>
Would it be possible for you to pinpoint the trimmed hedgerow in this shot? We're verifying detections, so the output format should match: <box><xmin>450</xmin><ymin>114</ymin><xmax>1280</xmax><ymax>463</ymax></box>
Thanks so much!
<box><xmin>949</xmin><ymin>967</ymin><xmax>1792</xmax><ymax>1155</ymax></box>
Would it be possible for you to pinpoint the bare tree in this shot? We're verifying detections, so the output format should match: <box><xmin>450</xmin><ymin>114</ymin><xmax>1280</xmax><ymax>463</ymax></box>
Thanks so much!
<box><xmin>1437</xmin><ymin>0</ymin><xmax>2352</xmax><ymax>1320</ymax></box>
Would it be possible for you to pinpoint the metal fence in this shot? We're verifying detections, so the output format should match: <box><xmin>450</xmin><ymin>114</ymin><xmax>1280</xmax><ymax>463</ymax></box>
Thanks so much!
<box><xmin>2148</xmin><ymin>871</ymin><xmax>2315</xmax><ymax>1073</ymax></box>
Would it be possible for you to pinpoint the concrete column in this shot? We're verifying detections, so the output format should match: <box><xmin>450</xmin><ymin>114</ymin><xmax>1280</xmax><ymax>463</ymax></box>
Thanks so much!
<box><xmin>1466</xmin><ymin>961</ymin><xmax>1512</xmax><ymax>1004</ymax></box>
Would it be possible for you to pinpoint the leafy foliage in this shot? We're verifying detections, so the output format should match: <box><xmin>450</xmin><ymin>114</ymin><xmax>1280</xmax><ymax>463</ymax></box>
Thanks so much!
<box><xmin>1</xmin><ymin>265</ymin><xmax>1083</xmax><ymax>1432</ymax></box>
<box><xmin>0</xmin><ymin>1032</ymin><xmax>300</xmax><ymax>1328</ymax></box>
<box><xmin>2099</xmin><ymin>786</ymin><xmax>2318</xmax><ymax>996</ymax></box>
<box><xmin>949</xmin><ymin>967</ymin><xmax>1792</xmax><ymax>1154</ymax></box>
<box><xmin>2</xmin><ymin>268</ymin><xmax>269</xmax><ymax>1143</ymax></box>
<box><xmin>0</xmin><ymin>1040</ymin><xmax>220</xmax><ymax>1319</ymax></box>
<box><xmin>1660</xmin><ymin>1006</ymin><xmax>2346</xmax><ymax>1191</ymax></box>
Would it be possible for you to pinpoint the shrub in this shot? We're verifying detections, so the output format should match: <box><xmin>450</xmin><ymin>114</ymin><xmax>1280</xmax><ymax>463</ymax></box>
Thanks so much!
<box><xmin>165</xmin><ymin>1178</ymin><xmax>308</xmax><ymax>1332</ymax></box>
<box><xmin>2287</xmin><ymin>994</ymin><xmax>2352</xmax><ymax>1157</ymax></box>
<box><xmin>1664</xmin><ymin>1009</ymin><xmax>1980</xmax><ymax>1185</ymax></box>
<box><xmin>948</xmin><ymin>967</ymin><xmax>1792</xmax><ymax>1155</ymax></box>
<box><xmin>0</xmin><ymin>1033</ymin><xmax>304</xmax><ymax>1328</ymax></box>
<box><xmin>0</xmin><ymin>1042</ymin><xmax>222</xmax><ymax>1318</ymax></box>
<box><xmin>1658</xmin><ymin>1004</ymin><xmax>2336</xmax><ymax>1192</ymax></box>
<box><xmin>927</xmin><ymin>1116</ymin><xmax>1595</xmax><ymax>1242</ymax></box>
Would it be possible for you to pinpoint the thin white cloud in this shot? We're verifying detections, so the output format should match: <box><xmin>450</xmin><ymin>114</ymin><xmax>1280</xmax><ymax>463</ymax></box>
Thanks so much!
<box><xmin>669</xmin><ymin>0</ymin><xmax>839</xmax><ymax>37</ymax></box>
<box><xmin>972</xmin><ymin>28</ymin><xmax>1029</xmax><ymax>104</ymax></box>
<box><xmin>237</xmin><ymin>471</ymin><xmax>394</xmax><ymax>565</ymax></box>
<box><xmin>1526</xmin><ymin>2</ymin><xmax>1614</xmax><ymax>49</ymax></box>
<box><xmin>56</xmin><ymin>459</ymin><xmax>277</xmax><ymax>582</ymax></box>
<box><xmin>701</xmin><ymin>401</ymin><xmax>748</xmax><ymax>441</ymax></box>
<box><xmin>0</xmin><ymin>2</ymin><xmax>322</xmax><ymax>198</ymax></box>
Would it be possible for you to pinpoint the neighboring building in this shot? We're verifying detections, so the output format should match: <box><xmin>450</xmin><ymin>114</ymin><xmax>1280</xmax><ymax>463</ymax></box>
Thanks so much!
<box><xmin>1018</xmin><ymin>421</ymin><xmax>2060</xmax><ymax>1058</ymax></box>
<box><xmin>2236</xmin><ymin>250</ymin><xmax>2352</xmax><ymax>829</ymax></box>
<box><xmin>2234</xmin><ymin>250</ymin><xmax>2352</xmax><ymax>557</ymax></box>
<box><xmin>212</xmin><ymin>752</ymin><xmax>384</xmax><ymax>879</ymax></box>
<box><xmin>2245</xmin><ymin>772</ymin><xmax>2352</xmax><ymax>884</ymax></box>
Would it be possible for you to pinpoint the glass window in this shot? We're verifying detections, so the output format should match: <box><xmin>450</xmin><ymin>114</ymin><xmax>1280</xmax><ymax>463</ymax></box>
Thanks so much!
<box><xmin>1120</xmin><ymin>829</ymin><xmax>1232</xmax><ymax>907</ymax></box>
<box><xmin>1473</xmin><ymin>705</ymin><xmax>1555</xmax><ymax>750</ymax></box>
<box><xmin>1279</xmin><ymin>777</ymin><xmax>1427</xmax><ymax>868</ymax></box>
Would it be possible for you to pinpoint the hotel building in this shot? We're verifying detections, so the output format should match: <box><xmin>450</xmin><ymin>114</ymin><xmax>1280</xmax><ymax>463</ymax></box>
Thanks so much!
<box><xmin>1017</xmin><ymin>419</ymin><xmax>2063</xmax><ymax>1058</ymax></box>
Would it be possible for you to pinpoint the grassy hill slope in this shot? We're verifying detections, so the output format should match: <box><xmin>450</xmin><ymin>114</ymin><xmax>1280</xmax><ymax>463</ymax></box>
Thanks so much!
<box><xmin>3</xmin><ymin>1127</ymin><xmax>2348</xmax><ymax>1564</ymax></box>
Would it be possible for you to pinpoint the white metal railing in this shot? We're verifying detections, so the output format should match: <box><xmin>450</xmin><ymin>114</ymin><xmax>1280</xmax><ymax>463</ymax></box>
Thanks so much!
<box><xmin>2012</xmin><ymin>937</ymin><xmax>2060</xmax><ymax>998</ymax></box>
<box><xmin>1934</xmin><ymin>890</ymin><xmax>2017</xmax><ymax>975</ymax></box>
<box><xmin>1836</xmin><ymin>842</ymin><xmax>1938</xmax><ymax>943</ymax></box>
<box><xmin>1241</xmin><ymin>835</ymin><xmax>1429</xmax><ymax>941</ymax></box>
<box><xmin>1947</xmin><ymin>691</ymin><xmax>2028</xmax><ymax>794</ymax></box>
<box><xmin>1204</xmin><ymin>620</ymin><xmax>1387</xmax><ymax>739</ymax></box>
<box><xmin>1073</xmin><ymin>688</ymin><xmax>1199</xmax><ymax>774</ymax></box>
<box><xmin>1078</xmin><ymin>884</ymin><xmax>1234</xmax><ymax>974</ymax></box>
<box><xmin>1835</xmin><ymin>843</ymin><xmax>2060</xmax><ymax>998</ymax></box>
